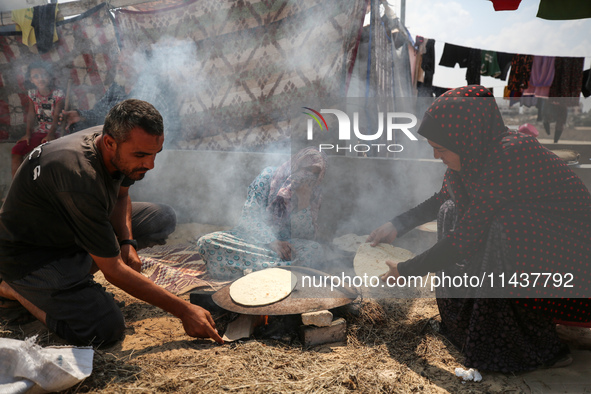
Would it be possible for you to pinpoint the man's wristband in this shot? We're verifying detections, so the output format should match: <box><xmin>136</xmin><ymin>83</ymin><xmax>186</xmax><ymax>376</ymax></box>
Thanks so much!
<box><xmin>119</xmin><ymin>239</ymin><xmax>138</xmax><ymax>250</ymax></box>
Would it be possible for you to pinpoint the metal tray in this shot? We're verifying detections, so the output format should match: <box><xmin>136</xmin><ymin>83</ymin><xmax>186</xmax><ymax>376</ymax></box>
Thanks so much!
<box><xmin>212</xmin><ymin>266</ymin><xmax>358</xmax><ymax>315</ymax></box>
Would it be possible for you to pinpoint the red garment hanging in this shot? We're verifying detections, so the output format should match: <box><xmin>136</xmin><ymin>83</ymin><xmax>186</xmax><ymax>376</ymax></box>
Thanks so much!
<box><xmin>489</xmin><ymin>0</ymin><xmax>522</xmax><ymax>11</ymax></box>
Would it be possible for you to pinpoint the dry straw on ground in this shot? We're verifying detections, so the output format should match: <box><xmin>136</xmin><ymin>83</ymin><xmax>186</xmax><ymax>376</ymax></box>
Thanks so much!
<box><xmin>1</xmin><ymin>273</ymin><xmax>530</xmax><ymax>393</ymax></box>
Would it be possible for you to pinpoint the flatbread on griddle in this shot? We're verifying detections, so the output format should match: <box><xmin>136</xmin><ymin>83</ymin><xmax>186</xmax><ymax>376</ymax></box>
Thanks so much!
<box><xmin>229</xmin><ymin>268</ymin><xmax>298</xmax><ymax>306</ymax></box>
<box><xmin>332</xmin><ymin>233</ymin><xmax>369</xmax><ymax>253</ymax></box>
<box><xmin>353</xmin><ymin>243</ymin><xmax>414</xmax><ymax>278</ymax></box>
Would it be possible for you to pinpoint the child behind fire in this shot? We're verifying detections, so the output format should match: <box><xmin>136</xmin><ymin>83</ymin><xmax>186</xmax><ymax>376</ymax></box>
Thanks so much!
<box><xmin>11</xmin><ymin>61</ymin><xmax>65</xmax><ymax>178</ymax></box>
<box><xmin>197</xmin><ymin>147</ymin><xmax>328</xmax><ymax>280</ymax></box>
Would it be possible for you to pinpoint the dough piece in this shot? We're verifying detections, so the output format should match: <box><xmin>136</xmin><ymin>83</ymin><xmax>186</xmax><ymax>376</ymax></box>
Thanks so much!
<box><xmin>229</xmin><ymin>268</ymin><xmax>298</xmax><ymax>306</ymax></box>
<box><xmin>418</xmin><ymin>221</ymin><xmax>437</xmax><ymax>233</ymax></box>
<box><xmin>332</xmin><ymin>233</ymin><xmax>368</xmax><ymax>253</ymax></box>
<box><xmin>353</xmin><ymin>243</ymin><xmax>414</xmax><ymax>278</ymax></box>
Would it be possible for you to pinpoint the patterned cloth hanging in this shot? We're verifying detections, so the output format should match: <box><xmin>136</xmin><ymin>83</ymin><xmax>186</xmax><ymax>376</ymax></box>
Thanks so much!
<box><xmin>114</xmin><ymin>0</ymin><xmax>367</xmax><ymax>151</ymax></box>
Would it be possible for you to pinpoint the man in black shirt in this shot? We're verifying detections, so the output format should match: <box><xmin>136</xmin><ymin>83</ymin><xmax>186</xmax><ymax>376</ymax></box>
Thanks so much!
<box><xmin>0</xmin><ymin>99</ymin><xmax>222</xmax><ymax>346</ymax></box>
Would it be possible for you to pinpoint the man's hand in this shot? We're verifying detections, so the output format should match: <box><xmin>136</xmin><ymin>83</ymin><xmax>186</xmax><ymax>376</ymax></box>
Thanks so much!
<box><xmin>93</xmin><ymin>253</ymin><xmax>224</xmax><ymax>345</ymax></box>
<box><xmin>120</xmin><ymin>244</ymin><xmax>142</xmax><ymax>272</ymax></box>
<box><xmin>269</xmin><ymin>240</ymin><xmax>294</xmax><ymax>261</ymax></box>
<box><xmin>366</xmin><ymin>222</ymin><xmax>398</xmax><ymax>246</ymax></box>
<box><xmin>380</xmin><ymin>260</ymin><xmax>400</xmax><ymax>282</ymax></box>
<box><xmin>59</xmin><ymin>110</ymin><xmax>81</xmax><ymax>131</ymax></box>
<box><xmin>179</xmin><ymin>303</ymin><xmax>224</xmax><ymax>344</ymax></box>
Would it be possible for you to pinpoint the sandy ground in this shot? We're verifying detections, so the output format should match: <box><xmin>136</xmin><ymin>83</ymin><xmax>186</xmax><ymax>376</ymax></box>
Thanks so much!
<box><xmin>2</xmin><ymin>224</ymin><xmax>591</xmax><ymax>393</ymax></box>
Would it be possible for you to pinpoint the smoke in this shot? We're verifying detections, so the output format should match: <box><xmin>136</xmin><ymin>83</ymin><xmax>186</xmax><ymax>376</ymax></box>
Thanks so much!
<box><xmin>126</xmin><ymin>24</ymin><xmax>448</xmax><ymax>255</ymax></box>
<box><xmin>120</xmin><ymin>4</ymin><xmax>447</xmax><ymax>256</ymax></box>
<box><xmin>120</xmin><ymin>37</ymin><xmax>213</xmax><ymax>149</ymax></box>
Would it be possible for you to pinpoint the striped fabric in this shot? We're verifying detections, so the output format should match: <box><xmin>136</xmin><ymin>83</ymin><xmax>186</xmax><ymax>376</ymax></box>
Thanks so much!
<box><xmin>140</xmin><ymin>243</ymin><xmax>230</xmax><ymax>295</ymax></box>
<box><xmin>114</xmin><ymin>0</ymin><xmax>366</xmax><ymax>150</ymax></box>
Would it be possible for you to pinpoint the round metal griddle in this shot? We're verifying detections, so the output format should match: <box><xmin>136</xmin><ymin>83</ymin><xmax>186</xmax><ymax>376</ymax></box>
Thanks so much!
<box><xmin>212</xmin><ymin>266</ymin><xmax>359</xmax><ymax>315</ymax></box>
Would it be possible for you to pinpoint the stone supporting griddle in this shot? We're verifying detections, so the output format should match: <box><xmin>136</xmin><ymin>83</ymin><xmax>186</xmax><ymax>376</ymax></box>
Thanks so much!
<box><xmin>301</xmin><ymin>310</ymin><xmax>333</xmax><ymax>327</ymax></box>
<box><xmin>300</xmin><ymin>318</ymin><xmax>347</xmax><ymax>347</ymax></box>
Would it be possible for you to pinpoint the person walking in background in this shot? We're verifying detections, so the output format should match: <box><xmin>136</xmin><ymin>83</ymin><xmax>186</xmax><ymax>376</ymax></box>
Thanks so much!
<box><xmin>11</xmin><ymin>61</ymin><xmax>64</xmax><ymax>178</ymax></box>
<box><xmin>542</xmin><ymin>99</ymin><xmax>568</xmax><ymax>143</ymax></box>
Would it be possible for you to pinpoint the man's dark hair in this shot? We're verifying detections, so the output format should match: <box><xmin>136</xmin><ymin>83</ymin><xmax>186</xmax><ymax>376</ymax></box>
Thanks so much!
<box><xmin>103</xmin><ymin>99</ymin><xmax>164</xmax><ymax>142</ymax></box>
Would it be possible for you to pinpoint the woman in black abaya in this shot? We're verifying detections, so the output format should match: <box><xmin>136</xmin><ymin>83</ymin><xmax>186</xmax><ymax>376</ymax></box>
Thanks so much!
<box><xmin>368</xmin><ymin>85</ymin><xmax>591</xmax><ymax>372</ymax></box>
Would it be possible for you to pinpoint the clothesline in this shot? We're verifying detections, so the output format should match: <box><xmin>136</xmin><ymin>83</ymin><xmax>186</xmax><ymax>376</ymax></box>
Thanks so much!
<box><xmin>0</xmin><ymin>0</ymin><xmax>153</xmax><ymax>27</ymax></box>
<box><xmin>415</xmin><ymin>36</ymin><xmax>590</xmax><ymax>64</ymax></box>
<box><xmin>402</xmin><ymin>22</ymin><xmax>589</xmax><ymax>101</ymax></box>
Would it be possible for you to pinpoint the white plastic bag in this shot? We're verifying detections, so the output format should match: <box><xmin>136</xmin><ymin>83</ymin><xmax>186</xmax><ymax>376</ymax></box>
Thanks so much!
<box><xmin>0</xmin><ymin>336</ymin><xmax>93</xmax><ymax>394</ymax></box>
<box><xmin>454</xmin><ymin>367</ymin><xmax>482</xmax><ymax>383</ymax></box>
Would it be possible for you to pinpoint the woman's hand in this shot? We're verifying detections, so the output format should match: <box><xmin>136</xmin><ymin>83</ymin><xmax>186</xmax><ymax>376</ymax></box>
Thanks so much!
<box><xmin>269</xmin><ymin>240</ymin><xmax>294</xmax><ymax>261</ymax></box>
<box><xmin>379</xmin><ymin>260</ymin><xmax>400</xmax><ymax>282</ymax></box>
<box><xmin>366</xmin><ymin>222</ymin><xmax>398</xmax><ymax>246</ymax></box>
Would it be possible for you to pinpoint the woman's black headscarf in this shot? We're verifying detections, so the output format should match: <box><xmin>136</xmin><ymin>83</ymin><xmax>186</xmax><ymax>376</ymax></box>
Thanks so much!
<box><xmin>416</xmin><ymin>86</ymin><xmax>511</xmax><ymax>229</ymax></box>
<box><xmin>418</xmin><ymin>85</ymin><xmax>508</xmax><ymax>184</ymax></box>
<box><xmin>416</xmin><ymin>85</ymin><xmax>590</xmax><ymax>258</ymax></box>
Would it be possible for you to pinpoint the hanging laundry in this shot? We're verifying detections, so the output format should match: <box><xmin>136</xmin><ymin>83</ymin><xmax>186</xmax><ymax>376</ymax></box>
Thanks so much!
<box><xmin>505</xmin><ymin>88</ymin><xmax>523</xmax><ymax>107</ymax></box>
<box><xmin>421</xmin><ymin>39</ymin><xmax>436</xmax><ymax>87</ymax></box>
<box><xmin>414</xmin><ymin>35</ymin><xmax>427</xmax><ymax>85</ymax></box>
<box><xmin>522</xmin><ymin>56</ymin><xmax>555</xmax><ymax>98</ymax></box>
<box><xmin>465</xmin><ymin>48</ymin><xmax>481</xmax><ymax>85</ymax></box>
<box><xmin>507</xmin><ymin>54</ymin><xmax>533</xmax><ymax>91</ymax></box>
<box><xmin>537</xmin><ymin>0</ymin><xmax>591</xmax><ymax>20</ymax></box>
<box><xmin>480</xmin><ymin>51</ymin><xmax>501</xmax><ymax>78</ymax></box>
<box><xmin>408</xmin><ymin>44</ymin><xmax>418</xmax><ymax>87</ymax></box>
<box><xmin>582</xmin><ymin>69</ymin><xmax>591</xmax><ymax>98</ymax></box>
<box><xmin>31</xmin><ymin>3</ymin><xmax>59</xmax><ymax>54</ymax></box>
<box><xmin>489</xmin><ymin>0</ymin><xmax>522</xmax><ymax>11</ymax></box>
<box><xmin>439</xmin><ymin>43</ymin><xmax>470</xmax><ymax>68</ymax></box>
<box><xmin>409</xmin><ymin>36</ymin><xmax>433</xmax><ymax>97</ymax></box>
<box><xmin>11</xmin><ymin>8</ymin><xmax>36</xmax><ymax>47</ymax></box>
<box><xmin>549</xmin><ymin>57</ymin><xmax>585</xmax><ymax>107</ymax></box>
<box><xmin>495</xmin><ymin>51</ymin><xmax>514</xmax><ymax>81</ymax></box>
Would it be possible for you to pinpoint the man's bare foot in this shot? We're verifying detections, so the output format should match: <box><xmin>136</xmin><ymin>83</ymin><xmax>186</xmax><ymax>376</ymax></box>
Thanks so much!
<box><xmin>0</xmin><ymin>279</ymin><xmax>36</xmax><ymax>326</ymax></box>
<box><xmin>0</xmin><ymin>279</ymin><xmax>46</xmax><ymax>325</ymax></box>
<box><xmin>0</xmin><ymin>279</ymin><xmax>18</xmax><ymax>302</ymax></box>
